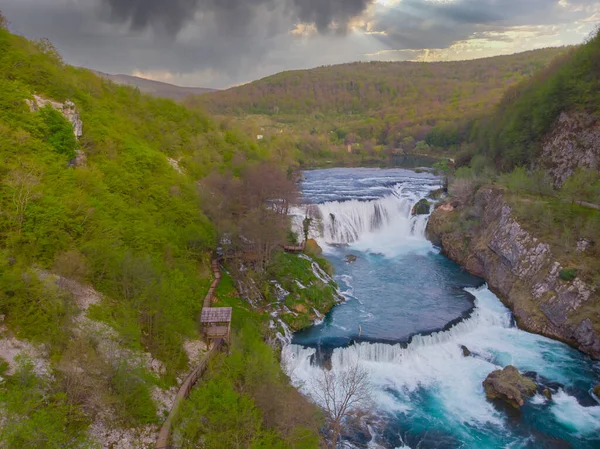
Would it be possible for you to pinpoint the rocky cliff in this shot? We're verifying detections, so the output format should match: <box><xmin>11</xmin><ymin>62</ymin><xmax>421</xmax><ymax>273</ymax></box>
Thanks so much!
<box><xmin>427</xmin><ymin>187</ymin><xmax>600</xmax><ymax>359</ymax></box>
<box><xmin>540</xmin><ymin>111</ymin><xmax>600</xmax><ymax>187</ymax></box>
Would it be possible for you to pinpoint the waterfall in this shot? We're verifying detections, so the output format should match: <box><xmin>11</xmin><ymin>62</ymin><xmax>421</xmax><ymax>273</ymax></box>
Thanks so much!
<box><xmin>294</xmin><ymin>190</ymin><xmax>430</xmax><ymax>245</ymax></box>
<box><xmin>283</xmin><ymin>285</ymin><xmax>513</xmax><ymax>371</ymax></box>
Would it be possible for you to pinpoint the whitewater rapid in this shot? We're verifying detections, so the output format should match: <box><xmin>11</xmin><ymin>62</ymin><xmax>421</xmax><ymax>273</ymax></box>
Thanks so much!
<box><xmin>284</xmin><ymin>168</ymin><xmax>600</xmax><ymax>449</ymax></box>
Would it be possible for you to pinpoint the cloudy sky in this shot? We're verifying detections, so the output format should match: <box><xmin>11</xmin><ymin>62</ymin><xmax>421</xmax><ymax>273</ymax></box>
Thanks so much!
<box><xmin>2</xmin><ymin>0</ymin><xmax>599</xmax><ymax>88</ymax></box>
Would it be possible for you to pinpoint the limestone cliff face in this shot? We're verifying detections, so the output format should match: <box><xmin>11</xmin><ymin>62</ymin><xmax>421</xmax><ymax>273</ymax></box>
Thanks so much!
<box><xmin>26</xmin><ymin>94</ymin><xmax>83</xmax><ymax>138</ymax></box>
<box><xmin>427</xmin><ymin>188</ymin><xmax>600</xmax><ymax>359</ymax></box>
<box><xmin>540</xmin><ymin>112</ymin><xmax>600</xmax><ymax>187</ymax></box>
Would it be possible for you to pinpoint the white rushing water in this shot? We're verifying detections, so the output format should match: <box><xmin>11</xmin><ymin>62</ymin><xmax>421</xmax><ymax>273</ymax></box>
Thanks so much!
<box><xmin>283</xmin><ymin>287</ymin><xmax>600</xmax><ymax>447</ymax></box>
<box><xmin>285</xmin><ymin>169</ymin><xmax>600</xmax><ymax>449</ymax></box>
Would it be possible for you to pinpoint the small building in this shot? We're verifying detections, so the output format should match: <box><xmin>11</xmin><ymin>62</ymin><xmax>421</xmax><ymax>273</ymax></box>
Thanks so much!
<box><xmin>200</xmin><ymin>307</ymin><xmax>232</xmax><ymax>345</ymax></box>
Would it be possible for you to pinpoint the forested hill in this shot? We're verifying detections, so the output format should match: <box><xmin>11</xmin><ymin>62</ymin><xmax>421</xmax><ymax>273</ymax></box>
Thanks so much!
<box><xmin>470</xmin><ymin>30</ymin><xmax>600</xmax><ymax>171</ymax></box>
<box><xmin>192</xmin><ymin>48</ymin><xmax>567</xmax><ymax>160</ymax></box>
<box><xmin>201</xmin><ymin>49</ymin><xmax>566</xmax><ymax>117</ymax></box>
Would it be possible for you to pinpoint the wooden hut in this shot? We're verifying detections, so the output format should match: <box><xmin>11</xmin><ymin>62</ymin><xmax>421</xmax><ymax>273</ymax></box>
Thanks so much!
<box><xmin>200</xmin><ymin>307</ymin><xmax>232</xmax><ymax>345</ymax></box>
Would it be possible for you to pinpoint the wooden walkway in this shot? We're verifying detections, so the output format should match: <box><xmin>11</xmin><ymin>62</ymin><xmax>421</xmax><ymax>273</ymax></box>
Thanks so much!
<box><xmin>155</xmin><ymin>260</ymin><xmax>224</xmax><ymax>449</ymax></box>
<box><xmin>281</xmin><ymin>244</ymin><xmax>305</xmax><ymax>253</ymax></box>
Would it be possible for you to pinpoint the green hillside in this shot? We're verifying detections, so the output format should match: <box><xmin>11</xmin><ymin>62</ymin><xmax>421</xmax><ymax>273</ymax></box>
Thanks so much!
<box><xmin>472</xmin><ymin>32</ymin><xmax>600</xmax><ymax>170</ymax></box>
<box><xmin>0</xmin><ymin>18</ymin><xmax>322</xmax><ymax>448</ymax></box>
<box><xmin>193</xmin><ymin>48</ymin><xmax>567</xmax><ymax>162</ymax></box>
<box><xmin>442</xmin><ymin>29</ymin><xmax>600</xmax><ymax>287</ymax></box>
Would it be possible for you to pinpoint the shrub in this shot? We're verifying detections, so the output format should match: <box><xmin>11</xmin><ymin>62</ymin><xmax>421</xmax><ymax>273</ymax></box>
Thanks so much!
<box><xmin>38</xmin><ymin>105</ymin><xmax>77</xmax><ymax>159</ymax></box>
<box><xmin>559</xmin><ymin>268</ymin><xmax>577</xmax><ymax>281</ymax></box>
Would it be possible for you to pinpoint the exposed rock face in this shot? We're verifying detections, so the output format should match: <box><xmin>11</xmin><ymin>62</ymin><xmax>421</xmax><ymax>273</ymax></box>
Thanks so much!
<box><xmin>427</xmin><ymin>187</ymin><xmax>600</xmax><ymax>359</ymax></box>
<box><xmin>540</xmin><ymin>112</ymin><xmax>600</xmax><ymax>187</ymax></box>
<box><xmin>483</xmin><ymin>365</ymin><xmax>537</xmax><ymax>408</ymax></box>
<box><xmin>26</xmin><ymin>95</ymin><xmax>83</xmax><ymax>139</ymax></box>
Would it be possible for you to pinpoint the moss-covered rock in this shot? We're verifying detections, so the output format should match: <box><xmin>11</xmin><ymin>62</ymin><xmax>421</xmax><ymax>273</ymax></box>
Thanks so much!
<box><xmin>483</xmin><ymin>365</ymin><xmax>537</xmax><ymax>408</ymax></box>
<box><xmin>345</xmin><ymin>254</ymin><xmax>357</xmax><ymax>263</ymax></box>
<box><xmin>304</xmin><ymin>238</ymin><xmax>322</xmax><ymax>257</ymax></box>
<box><xmin>412</xmin><ymin>199</ymin><xmax>431</xmax><ymax>215</ymax></box>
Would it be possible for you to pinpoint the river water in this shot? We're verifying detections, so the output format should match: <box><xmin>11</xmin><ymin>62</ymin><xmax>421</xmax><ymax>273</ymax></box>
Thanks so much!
<box><xmin>283</xmin><ymin>168</ymin><xmax>600</xmax><ymax>449</ymax></box>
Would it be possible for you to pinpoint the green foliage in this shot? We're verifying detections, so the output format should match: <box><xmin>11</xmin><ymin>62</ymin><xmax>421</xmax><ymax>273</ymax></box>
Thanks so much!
<box><xmin>173</xmin><ymin>324</ymin><xmax>321</xmax><ymax>449</ymax></box>
<box><xmin>267</xmin><ymin>252</ymin><xmax>338</xmax><ymax>330</ymax></box>
<box><xmin>0</xmin><ymin>22</ymin><xmax>283</xmax><ymax>441</ymax></box>
<box><xmin>499</xmin><ymin>167</ymin><xmax>553</xmax><ymax>196</ymax></box>
<box><xmin>560</xmin><ymin>168</ymin><xmax>600</xmax><ymax>204</ymax></box>
<box><xmin>108</xmin><ymin>363</ymin><xmax>157</xmax><ymax>425</ymax></box>
<box><xmin>0</xmin><ymin>262</ymin><xmax>73</xmax><ymax>351</ymax></box>
<box><xmin>559</xmin><ymin>268</ymin><xmax>578</xmax><ymax>281</ymax></box>
<box><xmin>38</xmin><ymin>105</ymin><xmax>77</xmax><ymax>159</ymax></box>
<box><xmin>191</xmin><ymin>48</ymin><xmax>566</xmax><ymax>164</ymax></box>
<box><xmin>474</xmin><ymin>30</ymin><xmax>600</xmax><ymax>169</ymax></box>
<box><xmin>0</xmin><ymin>358</ymin><xmax>92</xmax><ymax>448</ymax></box>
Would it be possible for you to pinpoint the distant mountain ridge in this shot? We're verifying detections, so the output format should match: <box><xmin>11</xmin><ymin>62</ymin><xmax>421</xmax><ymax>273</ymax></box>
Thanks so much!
<box><xmin>95</xmin><ymin>71</ymin><xmax>217</xmax><ymax>100</ymax></box>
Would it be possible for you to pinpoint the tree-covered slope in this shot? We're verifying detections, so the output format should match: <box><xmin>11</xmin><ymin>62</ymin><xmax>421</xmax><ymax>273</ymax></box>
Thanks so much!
<box><xmin>472</xmin><ymin>30</ymin><xmax>600</xmax><ymax>170</ymax></box>
<box><xmin>195</xmin><ymin>48</ymin><xmax>566</xmax><ymax>153</ymax></box>
<box><xmin>0</xmin><ymin>20</ymin><xmax>323</xmax><ymax>448</ymax></box>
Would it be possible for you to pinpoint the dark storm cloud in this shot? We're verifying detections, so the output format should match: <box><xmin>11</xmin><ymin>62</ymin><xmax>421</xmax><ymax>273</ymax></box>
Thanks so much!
<box><xmin>101</xmin><ymin>0</ymin><xmax>374</xmax><ymax>35</ymax></box>
<box><xmin>1</xmin><ymin>0</ymin><xmax>598</xmax><ymax>88</ymax></box>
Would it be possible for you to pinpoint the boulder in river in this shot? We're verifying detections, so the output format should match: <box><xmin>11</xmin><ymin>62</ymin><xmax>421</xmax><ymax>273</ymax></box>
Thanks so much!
<box><xmin>461</xmin><ymin>345</ymin><xmax>471</xmax><ymax>357</ymax></box>
<box><xmin>594</xmin><ymin>384</ymin><xmax>600</xmax><ymax>399</ymax></box>
<box><xmin>412</xmin><ymin>199</ymin><xmax>431</xmax><ymax>216</ymax></box>
<box><xmin>482</xmin><ymin>365</ymin><xmax>537</xmax><ymax>408</ymax></box>
<box><xmin>304</xmin><ymin>238</ymin><xmax>323</xmax><ymax>257</ymax></box>
<box><xmin>345</xmin><ymin>254</ymin><xmax>358</xmax><ymax>263</ymax></box>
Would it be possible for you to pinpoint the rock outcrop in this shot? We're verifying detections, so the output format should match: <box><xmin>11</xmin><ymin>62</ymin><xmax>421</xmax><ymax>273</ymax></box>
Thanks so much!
<box><xmin>26</xmin><ymin>94</ymin><xmax>86</xmax><ymax>166</ymax></box>
<box><xmin>305</xmin><ymin>238</ymin><xmax>323</xmax><ymax>257</ymax></box>
<box><xmin>427</xmin><ymin>187</ymin><xmax>600</xmax><ymax>359</ymax></box>
<box><xmin>540</xmin><ymin>111</ymin><xmax>600</xmax><ymax>187</ymax></box>
<box><xmin>412</xmin><ymin>199</ymin><xmax>431</xmax><ymax>215</ymax></box>
<box><xmin>26</xmin><ymin>94</ymin><xmax>83</xmax><ymax>139</ymax></box>
<box><xmin>483</xmin><ymin>365</ymin><xmax>537</xmax><ymax>408</ymax></box>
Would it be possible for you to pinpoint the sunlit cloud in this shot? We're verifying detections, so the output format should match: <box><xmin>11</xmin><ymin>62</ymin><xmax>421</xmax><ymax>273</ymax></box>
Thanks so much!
<box><xmin>2</xmin><ymin>0</ymin><xmax>599</xmax><ymax>87</ymax></box>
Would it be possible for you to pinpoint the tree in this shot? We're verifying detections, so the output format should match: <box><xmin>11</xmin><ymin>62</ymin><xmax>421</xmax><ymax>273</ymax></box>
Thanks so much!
<box><xmin>5</xmin><ymin>167</ymin><xmax>41</xmax><ymax>234</ymax></box>
<box><xmin>312</xmin><ymin>364</ymin><xmax>372</xmax><ymax>449</ymax></box>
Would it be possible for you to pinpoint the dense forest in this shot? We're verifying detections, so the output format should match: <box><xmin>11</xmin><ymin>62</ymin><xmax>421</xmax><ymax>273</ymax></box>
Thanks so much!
<box><xmin>192</xmin><ymin>48</ymin><xmax>566</xmax><ymax>164</ymax></box>
<box><xmin>0</xmin><ymin>15</ymin><xmax>330</xmax><ymax>448</ymax></box>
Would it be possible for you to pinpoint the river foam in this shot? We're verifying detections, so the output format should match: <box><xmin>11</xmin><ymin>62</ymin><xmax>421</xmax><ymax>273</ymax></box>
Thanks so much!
<box><xmin>284</xmin><ymin>168</ymin><xmax>600</xmax><ymax>449</ymax></box>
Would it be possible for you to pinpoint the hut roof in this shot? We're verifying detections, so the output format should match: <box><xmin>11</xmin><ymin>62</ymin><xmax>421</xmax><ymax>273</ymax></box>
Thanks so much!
<box><xmin>201</xmin><ymin>307</ymin><xmax>232</xmax><ymax>323</ymax></box>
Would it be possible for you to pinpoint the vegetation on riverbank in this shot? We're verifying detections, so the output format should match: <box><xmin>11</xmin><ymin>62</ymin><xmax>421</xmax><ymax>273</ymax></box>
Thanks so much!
<box><xmin>171</xmin><ymin>275</ymin><xmax>323</xmax><ymax>449</ymax></box>
<box><xmin>0</xmin><ymin>15</ymin><xmax>330</xmax><ymax>447</ymax></box>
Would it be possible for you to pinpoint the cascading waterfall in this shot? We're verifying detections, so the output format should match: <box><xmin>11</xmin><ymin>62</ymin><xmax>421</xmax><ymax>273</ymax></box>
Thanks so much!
<box><xmin>295</xmin><ymin>187</ymin><xmax>429</xmax><ymax>245</ymax></box>
<box><xmin>285</xmin><ymin>168</ymin><xmax>600</xmax><ymax>449</ymax></box>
